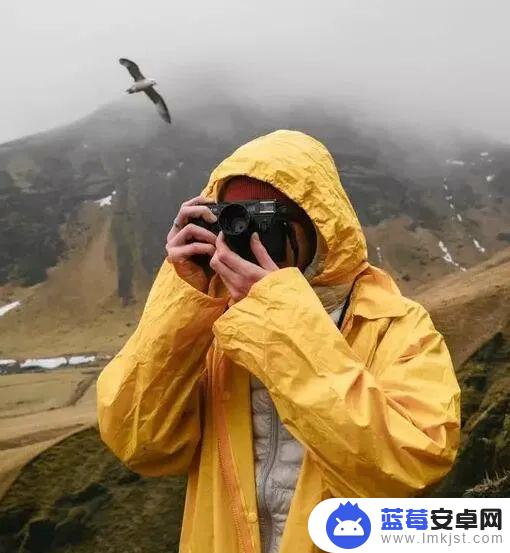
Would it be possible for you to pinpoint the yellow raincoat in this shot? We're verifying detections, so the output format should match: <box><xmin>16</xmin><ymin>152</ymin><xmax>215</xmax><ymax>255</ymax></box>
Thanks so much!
<box><xmin>97</xmin><ymin>130</ymin><xmax>460</xmax><ymax>553</ymax></box>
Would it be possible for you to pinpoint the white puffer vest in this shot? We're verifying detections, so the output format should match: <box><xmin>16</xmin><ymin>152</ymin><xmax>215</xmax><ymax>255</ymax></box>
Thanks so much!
<box><xmin>250</xmin><ymin>304</ymin><xmax>344</xmax><ymax>553</ymax></box>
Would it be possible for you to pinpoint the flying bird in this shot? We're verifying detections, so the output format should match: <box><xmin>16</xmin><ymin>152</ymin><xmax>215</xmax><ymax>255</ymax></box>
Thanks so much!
<box><xmin>119</xmin><ymin>58</ymin><xmax>171</xmax><ymax>124</ymax></box>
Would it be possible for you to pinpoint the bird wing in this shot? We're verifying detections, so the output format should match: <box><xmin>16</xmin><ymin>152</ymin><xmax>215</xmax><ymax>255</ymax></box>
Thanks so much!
<box><xmin>145</xmin><ymin>87</ymin><xmax>172</xmax><ymax>124</ymax></box>
<box><xmin>119</xmin><ymin>58</ymin><xmax>145</xmax><ymax>81</ymax></box>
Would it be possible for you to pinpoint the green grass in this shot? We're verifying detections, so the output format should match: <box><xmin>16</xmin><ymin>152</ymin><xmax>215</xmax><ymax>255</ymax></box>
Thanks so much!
<box><xmin>430</xmin><ymin>328</ymin><xmax>510</xmax><ymax>497</ymax></box>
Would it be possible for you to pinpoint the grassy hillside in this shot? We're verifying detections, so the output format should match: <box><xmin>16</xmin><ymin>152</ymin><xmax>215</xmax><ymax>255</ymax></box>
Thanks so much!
<box><xmin>431</xmin><ymin>323</ymin><xmax>510</xmax><ymax>497</ymax></box>
<box><xmin>0</xmin><ymin>428</ymin><xmax>186</xmax><ymax>553</ymax></box>
<box><xmin>416</xmin><ymin>247</ymin><xmax>510</xmax><ymax>367</ymax></box>
<box><xmin>0</xmin><ymin>203</ymin><xmax>144</xmax><ymax>359</ymax></box>
<box><xmin>417</xmin><ymin>248</ymin><xmax>510</xmax><ymax>497</ymax></box>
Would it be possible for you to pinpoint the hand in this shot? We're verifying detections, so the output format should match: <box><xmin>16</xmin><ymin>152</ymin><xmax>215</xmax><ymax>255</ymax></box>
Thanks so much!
<box><xmin>209</xmin><ymin>231</ymin><xmax>279</xmax><ymax>302</ymax></box>
<box><xmin>166</xmin><ymin>196</ymin><xmax>217</xmax><ymax>290</ymax></box>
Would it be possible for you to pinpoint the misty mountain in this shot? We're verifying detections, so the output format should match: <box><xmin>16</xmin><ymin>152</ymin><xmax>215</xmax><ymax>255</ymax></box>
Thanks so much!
<box><xmin>0</xmin><ymin>95</ymin><xmax>508</xmax><ymax>297</ymax></box>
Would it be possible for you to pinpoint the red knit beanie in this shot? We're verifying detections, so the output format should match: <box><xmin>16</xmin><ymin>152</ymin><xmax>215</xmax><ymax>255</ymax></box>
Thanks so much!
<box><xmin>220</xmin><ymin>175</ymin><xmax>290</xmax><ymax>202</ymax></box>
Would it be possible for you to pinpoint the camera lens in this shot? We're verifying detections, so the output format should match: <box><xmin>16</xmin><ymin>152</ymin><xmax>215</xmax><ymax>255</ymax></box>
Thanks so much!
<box><xmin>219</xmin><ymin>204</ymin><xmax>250</xmax><ymax>235</ymax></box>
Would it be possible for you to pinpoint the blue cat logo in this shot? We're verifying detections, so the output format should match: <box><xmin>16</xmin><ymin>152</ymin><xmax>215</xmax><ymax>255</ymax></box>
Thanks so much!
<box><xmin>326</xmin><ymin>501</ymin><xmax>371</xmax><ymax>549</ymax></box>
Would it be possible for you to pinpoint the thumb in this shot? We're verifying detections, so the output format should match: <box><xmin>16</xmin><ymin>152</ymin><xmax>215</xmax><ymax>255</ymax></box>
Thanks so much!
<box><xmin>251</xmin><ymin>233</ymin><xmax>278</xmax><ymax>270</ymax></box>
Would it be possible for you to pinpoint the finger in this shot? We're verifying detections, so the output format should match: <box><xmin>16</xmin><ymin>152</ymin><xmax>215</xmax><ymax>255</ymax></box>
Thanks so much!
<box><xmin>174</xmin><ymin>202</ymin><xmax>217</xmax><ymax>232</ymax></box>
<box><xmin>250</xmin><ymin>233</ymin><xmax>279</xmax><ymax>270</ymax></box>
<box><xmin>167</xmin><ymin>225</ymin><xmax>179</xmax><ymax>242</ymax></box>
<box><xmin>179</xmin><ymin>204</ymin><xmax>217</xmax><ymax>224</ymax></box>
<box><xmin>209</xmin><ymin>250</ymin><xmax>241</xmax><ymax>283</ymax></box>
<box><xmin>172</xmin><ymin>224</ymin><xmax>217</xmax><ymax>246</ymax></box>
<box><xmin>168</xmin><ymin>196</ymin><xmax>216</xmax><ymax>240</ymax></box>
<box><xmin>167</xmin><ymin>242</ymin><xmax>215</xmax><ymax>262</ymax></box>
<box><xmin>182</xmin><ymin>195</ymin><xmax>215</xmax><ymax>207</ymax></box>
<box><xmin>182</xmin><ymin>196</ymin><xmax>202</xmax><ymax>207</ymax></box>
<box><xmin>215</xmin><ymin>231</ymin><xmax>252</xmax><ymax>272</ymax></box>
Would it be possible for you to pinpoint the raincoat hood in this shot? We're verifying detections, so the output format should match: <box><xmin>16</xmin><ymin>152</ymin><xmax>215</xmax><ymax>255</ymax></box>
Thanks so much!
<box><xmin>202</xmin><ymin>130</ymin><xmax>369</xmax><ymax>309</ymax></box>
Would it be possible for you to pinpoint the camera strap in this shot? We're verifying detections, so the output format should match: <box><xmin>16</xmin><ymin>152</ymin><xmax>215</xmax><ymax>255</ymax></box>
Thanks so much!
<box><xmin>284</xmin><ymin>221</ymin><xmax>300</xmax><ymax>265</ymax></box>
<box><xmin>336</xmin><ymin>284</ymin><xmax>354</xmax><ymax>331</ymax></box>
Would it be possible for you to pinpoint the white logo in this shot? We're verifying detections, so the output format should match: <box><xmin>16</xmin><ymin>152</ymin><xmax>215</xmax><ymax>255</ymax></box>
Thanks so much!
<box><xmin>334</xmin><ymin>517</ymin><xmax>365</xmax><ymax>537</ymax></box>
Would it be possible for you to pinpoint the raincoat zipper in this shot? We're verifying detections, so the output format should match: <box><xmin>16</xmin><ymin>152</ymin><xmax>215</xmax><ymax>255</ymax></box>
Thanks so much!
<box><xmin>256</xmin><ymin>399</ymin><xmax>279</xmax><ymax>553</ymax></box>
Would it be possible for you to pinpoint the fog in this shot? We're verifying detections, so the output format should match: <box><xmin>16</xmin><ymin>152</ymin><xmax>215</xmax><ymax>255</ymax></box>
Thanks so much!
<box><xmin>2</xmin><ymin>0</ymin><xmax>510</xmax><ymax>144</ymax></box>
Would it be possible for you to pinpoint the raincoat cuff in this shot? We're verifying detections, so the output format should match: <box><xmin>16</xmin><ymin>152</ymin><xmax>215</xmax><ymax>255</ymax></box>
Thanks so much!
<box><xmin>213</xmin><ymin>265</ymin><xmax>320</xmax><ymax>338</ymax></box>
<box><xmin>164</xmin><ymin>258</ymin><xmax>228</xmax><ymax>307</ymax></box>
<box><xmin>249</xmin><ymin>266</ymin><xmax>305</xmax><ymax>298</ymax></box>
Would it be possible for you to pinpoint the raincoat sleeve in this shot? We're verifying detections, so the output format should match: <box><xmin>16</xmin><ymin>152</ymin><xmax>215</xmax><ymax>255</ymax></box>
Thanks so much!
<box><xmin>213</xmin><ymin>267</ymin><xmax>461</xmax><ymax>497</ymax></box>
<box><xmin>97</xmin><ymin>259</ymin><xmax>228</xmax><ymax>476</ymax></box>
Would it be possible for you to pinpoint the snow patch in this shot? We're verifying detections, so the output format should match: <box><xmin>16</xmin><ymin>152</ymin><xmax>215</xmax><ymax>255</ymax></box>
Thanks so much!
<box><xmin>446</xmin><ymin>159</ymin><xmax>465</xmax><ymax>166</ymax></box>
<box><xmin>20</xmin><ymin>357</ymin><xmax>67</xmax><ymax>370</ymax></box>
<box><xmin>438</xmin><ymin>241</ymin><xmax>453</xmax><ymax>263</ymax></box>
<box><xmin>473</xmin><ymin>239</ymin><xmax>486</xmax><ymax>254</ymax></box>
<box><xmin>486</xmin><ymin>174</ymin><xmax>495</xmax><ymax>183</ymax></box>
<box><xmin>95</xmin><ymin>195</ymin><xmax>112</xmax><ymax>207</ymax></box>
<box><xmin>178</xmin><ymin>161</ymin><xmax>184</xmax><ymax>168</ymax></box>
<box><xmin>0</xmin><ymin>301</ymin><xmax>21</xmax><ymax>317</ymax></box>
<box><xmin>480</xmin><ymin>152</ymin><xmax>489</xmax><ymax>157</ymax></box>
<box><xmin>376</xmin><ymin>246</ymin><xmax>383</xmax><ymax>265</ymax></box>
<box><xmin>456</xmin><ymin>214</ymin><xmax>463</xmax><ymax>222</ymax></box>
<box><xmin>443</xmin><ymin>184</ymin><xmax>449</xmax><ymax>191</ymax></box>
<box><xmin>438</xmin><ymin>241</ymin><xmax>465</xmax><ymax>270</ymax></box>
<box><xmin>68</xmin><ymin>355</ymin><xmax>96</xmax><ymax>365</ymax></box>
<box><xmin>449</xmin><ymin>203</ymin><xmax>455</xmax><ymax>209</ymax></box>
<box><xmin>125</xmin><ymin>157</ymin><xmax>131</xmax><ymax>163</ymax></box>
<box><xmin>166</xmin><ymin>169</ymin><xmax>176</xmax><ymax>179</ymax></box>
<box><xmin>0</xmin><ymin>359</ymin><xmax>16</xmax><ymax>366</ymax></box>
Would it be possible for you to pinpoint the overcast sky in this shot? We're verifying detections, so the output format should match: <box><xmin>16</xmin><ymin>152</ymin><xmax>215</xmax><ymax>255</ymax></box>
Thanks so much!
<box><xmin>1</xmin><ymin>0</ymin><xmax>509</xmax><ymax>144</ymax></box>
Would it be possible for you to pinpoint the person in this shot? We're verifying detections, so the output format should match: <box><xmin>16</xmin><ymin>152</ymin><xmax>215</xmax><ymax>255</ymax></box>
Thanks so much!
<box><xmin>97</xmin><ymin>130</ymin><xmax>461</xmax><ymax>553</ymax></box>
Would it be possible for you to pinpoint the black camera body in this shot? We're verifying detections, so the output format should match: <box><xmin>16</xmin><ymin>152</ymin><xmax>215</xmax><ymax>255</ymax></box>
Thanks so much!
<box><xmin>190</xmin><ymin>200</ymin><xmax>298</xmax><ymax>266</ymax></box>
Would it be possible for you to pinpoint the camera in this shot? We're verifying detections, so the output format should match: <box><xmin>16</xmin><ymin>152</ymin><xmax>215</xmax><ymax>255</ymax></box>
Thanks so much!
<box><xmin>189</xmin><ymin>200</ymin><xmax>300</xmax><ymax>266</ymax></box>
